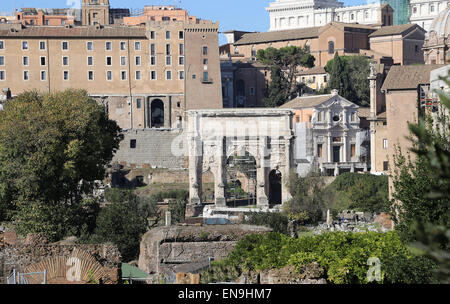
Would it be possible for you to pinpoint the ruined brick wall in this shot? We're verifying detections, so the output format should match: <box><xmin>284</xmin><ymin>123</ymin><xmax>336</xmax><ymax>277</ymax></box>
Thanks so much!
<box><xmin>138</xmin><ymin>225</ymin><xmax>272</xmax><ymax>280</ymax></box>
<box><xmin>0</xmin><ymin>233</ymin><xmax>121</xmax><ymax>284</ymax></box>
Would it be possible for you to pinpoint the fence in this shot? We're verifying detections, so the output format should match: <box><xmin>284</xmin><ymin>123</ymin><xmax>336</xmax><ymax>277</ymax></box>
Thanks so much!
<box><xmin>6</xmin><ymin>269</ymin><xmax>47</xmax><ymax>284</ymax></box>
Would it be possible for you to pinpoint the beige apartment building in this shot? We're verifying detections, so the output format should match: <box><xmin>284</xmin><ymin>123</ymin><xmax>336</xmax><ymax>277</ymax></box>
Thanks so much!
<box><xmin>0</xmin><ymin>22</ymin><xmax>222</xmax><ymax>132</ymax></box>
<box><xmin>364</xmin><ymin>23</ymin><xmax>426</xmax><ymax>65</ymax></box>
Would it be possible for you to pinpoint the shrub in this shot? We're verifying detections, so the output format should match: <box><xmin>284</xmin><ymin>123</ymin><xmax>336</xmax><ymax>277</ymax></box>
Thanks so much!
<box><xmin>203</xmin><ymin>231</ymin><xmax>438</xmax><ymax>284</ymax></box>
<box><xmin>244</xmin><ymin>212</ymin><xmax>289</xmax><ymax>234</ymax></box>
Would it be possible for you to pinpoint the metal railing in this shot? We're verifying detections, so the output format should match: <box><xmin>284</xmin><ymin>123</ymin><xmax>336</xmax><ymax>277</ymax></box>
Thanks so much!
<box><xmin>6</xmin><ymin>269</ymin><xmax>47</xmax><ymax>284</ymax></box>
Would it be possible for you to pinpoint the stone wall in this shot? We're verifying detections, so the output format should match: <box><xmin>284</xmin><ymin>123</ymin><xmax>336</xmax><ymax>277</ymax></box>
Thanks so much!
<box><xmin>112</xmin><ymin>129</ymin><xmax>188</xmax><ymax>170</ymax></box>
<box><xmin>138</xmin><ymin>225</ymin><xmax>272</xmax><ymax>281</ymax></box>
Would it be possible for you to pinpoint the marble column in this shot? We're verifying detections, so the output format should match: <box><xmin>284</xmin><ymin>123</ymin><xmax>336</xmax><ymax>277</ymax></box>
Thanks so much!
<box><xmin>282</xmin><ymin>137</ymin><xmax>293</xmax><ymax>204</ymax></box>
<box><xmin>215</xmin><ymin>137</ymin><xmax>226</xmax><ymax>207</ymax></box>
<box><xmin>327</xmin><ymin>134</ymin><xmax>332</xmax><ymax>163</ymax></box>
<box><xmin>256</xmin><ymin>144</ymin><xmax>269</xmax><ymax>206</ymax></box>
<box><xmin>343</xmin><ymin>131</ymin><xmax>348</xmax><ymax>163</ymax></box>
<box><xmin>188</xmin><ymin>135</ymin><xmax>202</xmax><ymax>205</ymax></box>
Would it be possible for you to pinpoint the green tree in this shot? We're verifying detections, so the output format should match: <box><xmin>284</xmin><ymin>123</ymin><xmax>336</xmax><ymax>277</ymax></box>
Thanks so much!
<box><xmin>284</xmin><ymin>172</ymin><xmax>326</xmax><ymax>225</ymax></box>
<box><xmin>0</xmin><ymin>89</ymin><xmax>123</xmax><ymax>240</ymax></box>
<box><xmin>257</xmin><ymin>46</ymin><xmax>315</xmax><ymax>107</ymax></box>
<box><xmin>328</xmin><ymin>173</ymin><xmax>389</xmax><ymax>213</ymax></box>
<box><xmin>325</xmin><ymin>55</ymin><xmax>370</xmax><ymax>106</ymax></box>
<box><xmin>92</xmin><ymin>197</ymin><xmax>148</xmax><ymax>262</ymax></box>
<box><xmin>391</xmin><ymin>71</ymin><xmax>450</xmax><ymax>282</ymax></box>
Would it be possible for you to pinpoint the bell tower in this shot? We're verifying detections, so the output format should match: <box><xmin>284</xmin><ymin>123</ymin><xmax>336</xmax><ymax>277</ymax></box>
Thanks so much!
<box><xmin>82</xmin><ymin>0</ymin><xmax>110</xmax><ymax>26</ymax></box>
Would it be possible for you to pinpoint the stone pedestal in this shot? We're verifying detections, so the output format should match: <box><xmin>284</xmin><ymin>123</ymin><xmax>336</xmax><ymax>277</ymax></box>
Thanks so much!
<box><xmin>185</xmin><ymin>203</ymin><xmax>204</xmax><ymax>218</ymax></box>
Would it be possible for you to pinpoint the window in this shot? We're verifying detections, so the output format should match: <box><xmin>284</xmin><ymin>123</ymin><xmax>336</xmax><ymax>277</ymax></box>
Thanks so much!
<box><xmin>150</xmin><ymin>31</ymin><xmax>155</xmax><ymax>39</ymax></box>
<box><xmin>23</xmin><ymin>70</ymin><xmax>29</xmax><ymax>81</ymax></box>
<box><xmin>40</xmin><ymin>57</ymin><xmax>46</xmax><ymax>66</ymax></box>
<box><xmin>179</xmin><ymin>56</ymin><xmax>184</xmax><ymax>65</ymax></box>
<box><xmin>63</xmin><ymin>70</ymin><xmax>69</xmax><ymax>80</ymax></box>
<box><xmin>120</xmin><ymin>41</ymin><xmax>126</xmax><ymax>50</ymax></box>
<box><xmin>39</xmin><ymin>41</ymin><xmax>46</xmax><ymax>50</ymax></box>
<box><xmin>166</xmin><ymin>70</ymin><xmax>172</xmax><ymax>80</ymax></box>
<box><xmin>106</xmin><ymin>56</ymin><xmax>112</xmax><ymax>66</ymax></box>
<box><xmin>106</xmin><ymin>70</ymin><xmax>112</xmax><ymax>81</ymax></box>
<box><xmin>179</xmin><ymin>31</ymin><xmax>184</xmax><ymax>39</ymax></box>
<box><xmin>150</xmin><ymin>56</ymin><xmax>156</xmax><ymax>66</ymax></box>
<box><xmin>413</xmin><ymin>6</ymin><xmax>417</xmax><ymax>14</ymax></box>
<box><xmin>415</xmin><ymin>45</ymin><xmax>419</xmax><ymax>53</ymax></box>
<box><xmin>120</xmin><ymin>56</ymin><xmax>126</xmax><ymax>66</ymax></box>
<box><xmin>351</xmin><ymin>112</ymin><xmax>356</xmax><ymax>122</ymax></box>
<box><xmin>130</xmin><ymin>139</ymin><xmax>137</xmax><ymax>149</ymax></box>
<box><xmin>296</xmin><ymin>116</ymin><xmax>300</xmax><ymax>123</ymax></box>
<box><xmin>136</xmin><ymin>98</ymin><xmax>142</xmax><ymax>109</ymax></box>
<box><xmin>351</xmin><ymin>144</ymin><xmax>356</xmax><ymax>158</ymax></box>
<box><xmin>383</xmin><ymin>139</ymin><xmax>388</xmax><ymax>149</ymax></box>
<box><xmin>22</xmin><ymin>56</ymin><xmax>29</xmax><ymax>66</ymax></box>
<box><xmin>317</xmin><ymin>144</ymin><xmax>323</xmax><ymax>158</ymax></box>
<box><xmin>0</xmin><ymin>56</ymin><xmax>4</xmax><ymax>66</ymax></box>
<box><xmin>203</xmin><ymin>58</ymin><xmax>208</xmax><ymax>65</ymax></box>
<box><xmin>317</xmin><ymin>111</ymin><xmax>323</xmax><ymax>122</ymax></box>
<box><xmin>135</xmin><ymin>70</ymin><xmax>141</xmax><ymax>80</ymax></box>
<box><xmin>430</xmin><ymin>5</ymin><xmax>435</xmax><ymax>13</ymax></box>
<box><xmin>351</xmin><ymin>13</ymin><xmax>354</xmax><ymax>20</ymax></box>
<box><xmin>105</xmin><ymin>41</ymin><xmax>112</xmax><ymax>51</ymax></box>
<box><xmin>150</xmin><ymin>70</ymin><xmax>156</xmax><ymax>80</ymax></box>
<box><xmin>87</xmin><ymin>41</ymin><xmax>93</xmax><ymax>51</ymax></box>
<box><xmin>166</xmin><ymin>44</ymin><xmax>171</xmax><ymax>55</ymax></box>
<box><xmin>0</xmin><ymin>41</ymin><xmax>4</xmax><ymax>49</ymax></box>
<box><xmin>166</xmin><ymin>56</ymin><xmax>171</xmax><ymax>66</ymax></box>
<box><xmin>88</xmin><ymin>56</ymin><xmax>94</xmax><ymax>66</ymax></box>
<box><xmin>203</xmin><ymin>46</ymin><xmax>208</xmax><ymax>55</ymax></box>
<box><xmin>121</xmin><ymin>71</ymin><xmax>127</xmax><ymax>80</ymax></box>
<box><xmin>312</xmin><ymin>76</ymin><xmax>316</xmax><ymax>83</ymax></box>
<box><xmin>179</xmin><ymin>70</ymin><xmax>184</xmax><ymax>80</ymax></box>
<box><xmin>328</xmin><ymin>41</ymin><xmax>334</xmax><ymax>54</ymax></box>
<box><xmin>135</xmin><ymin>56</ymin><xmax>141</xmax><ymax>66</ymax></box>
<box><xmin>179</xmin><ymin>44</ymin><xmax>184</xmax><ymax>55</ymax></box>
<box><xmin>150</xmin><ymin>44</ymin><xmax>155</xmax><ymax>55</ymax></box>
<box><xmin>88</xmin><ymin>71</ymin><xmax>94</xmax><ymax>80</ymax></box>
<box><xmin>62</xmin><ymin>41</ymin><xmax>68</xmax><ymax>50</ymax></box>
<box><xmin>203</xmin><ymin>71</ymin><xmax>209</xmax><ymax>82</ymax></box>
<box><xmin>324</xmin><ymin>75</ymin><xmax>327</xmax><ymax>83</ymax></box>
<box><xmin>134</xmin><ymin>41</ymin><xmax>141</xmax><ymax>51</ymax></box>
<box><xmin>383</xmin><ymin>161</ymin><xmax>389</xmax><ymax>171</ymax></box>
<box><xmin>40</xmin><ymin>70</ymin><xmax>46</xmax><ymax>81</ymax></box>
<box><xmin>305</xmin><ymin>43</ymin><xmax>310</xmax><ymax>53</ymax></box>
<box><xmin>0</xmin><ymin>71</ymin><xmax>5</xmax><ymax>80</ymax></box>
<box><xmin>166</xmin><ymin>31</ymin><xmax>171</xmax><ymax>39</ymax></box>
<box><xmin>22</xmin><ymin>41</ymin><xmax>28</xmax><ymax>50</ymax></box>
<box><xmin>63</xmin><ymin>56</ymin><xmax>69</xmax><ymax>66</ymax></box>
<box><xmin>250</xmin><ymin>87</ymin><xmax>255</xmax><ymax>96</ymax></box>
<box><xmin>45</xmin><ymin>20</ymin><xmax>49</xmax><ymax>25</ymax></box>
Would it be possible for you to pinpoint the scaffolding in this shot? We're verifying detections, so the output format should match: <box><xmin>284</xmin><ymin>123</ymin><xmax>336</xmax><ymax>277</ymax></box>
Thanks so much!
<box><xmin>226</xmin><ymin>152</ymin><xmax>257</xmax><ymax>208</ymax></box>
<box><xmin>381</xmin><ymin>0</ymin><xmax>411</xmax><ymax>25</ymax></box>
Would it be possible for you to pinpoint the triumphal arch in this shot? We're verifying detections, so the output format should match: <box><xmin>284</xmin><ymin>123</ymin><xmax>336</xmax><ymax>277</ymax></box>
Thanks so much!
<box><xmin>186</xmin><ymin>109</ymin><xmax>294</xmax><ymax>208</ymax></box>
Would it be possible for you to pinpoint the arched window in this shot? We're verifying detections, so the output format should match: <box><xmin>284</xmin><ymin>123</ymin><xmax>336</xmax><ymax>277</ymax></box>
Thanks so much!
<box><xmin>328</xmin><ymin>41</ymin><xmax>334</xmax><ymax>54</ymax></box>
<box><xmin>151</xmin><ymin>99</ymin><xmax>164</xmax><ymax>128</ymax></box>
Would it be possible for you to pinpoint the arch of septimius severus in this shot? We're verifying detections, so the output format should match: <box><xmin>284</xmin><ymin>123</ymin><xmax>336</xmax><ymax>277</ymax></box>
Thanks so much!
<box><xmin>186</xmin><ymin>109</ymin><xmax>295</xmax><ymax>208</ymax></box>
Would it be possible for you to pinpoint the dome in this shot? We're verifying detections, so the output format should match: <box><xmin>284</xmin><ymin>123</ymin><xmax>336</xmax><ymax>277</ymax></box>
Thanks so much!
<box><xmin>430</xmin><ymin>4</ymin><xmax>450</xmax><ymax>37</ymax></box>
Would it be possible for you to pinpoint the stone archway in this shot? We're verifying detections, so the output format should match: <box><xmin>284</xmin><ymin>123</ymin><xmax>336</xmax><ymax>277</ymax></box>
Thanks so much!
<box><xmin>151</xmin><ymin>99</ymin><xmax>164</xmax><ymax>128</ymax></box>
<box><xmin>187</xmin><ymin>109</ymin><xmax>294</xmax><ymax>208</ymax></box>
<box><xmin>269</xmin><ymin>169</ymin><xmax>282</xmax><ymax>205</ymax></box>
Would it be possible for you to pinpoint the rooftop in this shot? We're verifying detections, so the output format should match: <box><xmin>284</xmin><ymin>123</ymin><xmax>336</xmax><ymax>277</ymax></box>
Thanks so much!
<box><xmin>369</xmin><ymin>23</ymin><xmax>422</xmax><ymax>38</ymax></box>
<box><xmin>381</xmin><ymin>65</ymin><xmax>446</xmax><ymax>91</ymax></box>
<box><xmin>280</xmin><ymin>94</ymin><xmax>333</xmax><ymax>109</ymax></box>
<box><xmin>0</xmin><ymin>25</ymin><xmax>147</xmax><ymax>38</ymax></box>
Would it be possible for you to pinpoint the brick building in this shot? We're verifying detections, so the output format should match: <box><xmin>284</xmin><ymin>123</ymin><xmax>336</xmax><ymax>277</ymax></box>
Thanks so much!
<box><xmin>123</xmin><ymin>6</ymin><xmax>198</xmax><ymax>26</ymax></box>
<box><xmin>0</xmin><ymin>20</ymin><xmax>223</xmax><ymax>168</ymax></box>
